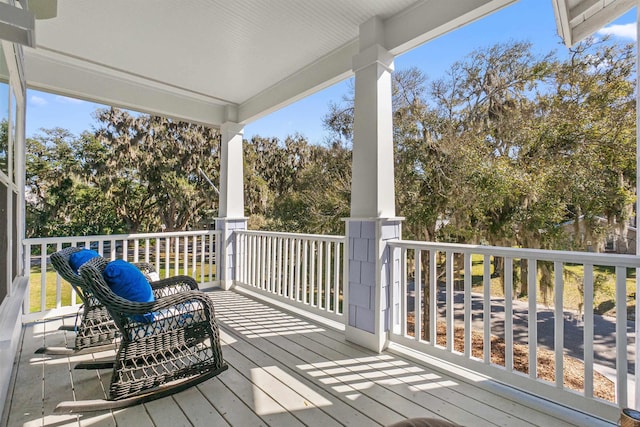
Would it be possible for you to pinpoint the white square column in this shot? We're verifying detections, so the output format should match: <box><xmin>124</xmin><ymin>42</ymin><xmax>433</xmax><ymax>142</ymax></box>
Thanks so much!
<box><xmin>345</xmin><ymin>17</ymin><xmax>402</xmax><ymax>353</ymax></box>
<box><xmin>216</xmin><ymin>119</ymin><xmax>247</xmax><ymax>290</ymax></box>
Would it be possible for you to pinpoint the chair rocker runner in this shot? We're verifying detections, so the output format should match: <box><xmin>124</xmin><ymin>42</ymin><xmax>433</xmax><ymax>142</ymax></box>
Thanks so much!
<box><xmin>54</xmin><ymin>256</ymin><xmax>227</xmax><ymax>413</ymax></box>
<box><xmin>39</xmin><ymin>246</ymin><xmax>199</xmax><ymax>356</ymax></box>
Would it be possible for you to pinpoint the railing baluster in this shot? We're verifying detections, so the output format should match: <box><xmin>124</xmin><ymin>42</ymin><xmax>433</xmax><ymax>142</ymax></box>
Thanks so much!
<box><xmin>55</xmin><ymin>242</ymin><xmax>62</xmax><ymax>308</ymax></box>
<box><xmin>445</xmin><ymin>251</ymin><xmax>454</xmax><ymax>352</ymax></box>
<box><xmin>429</xmin><ymin>249</ymin><xmax>437</xmax><ymax>346</ymax></box>
<box><xmin>302</xmin><ymin>240</ymin><xmax>309</xmax><ymax>304</ymax></box>
<box><xmin>191</xmin><ymin>235</ymin><xmax>196</xmax><ymax>277</ymax></box>
<box><xmin>23</xmin><ymin>243</ymin><xmax>31</xmax><ymax>314</ymax></box>
<box><xmin>296</xmin><ymin>238</ymin><xmax>302</xmax><ymax>302</ymax></box>
<box><xmin>317</xmin><ymin>241</ymin><xmax>323</xmax><ymax>308</ymax></box>
<box><xmin>415</xmin><ymin>248</ymin><xmax>422</xmax><ymax>341</ymax></box>
<box><xmin>145</xmin><ymin>238</ymin><xmax>150</xmax><ymax>263</ymax></box>
<box><xmin>583</xmin><ymin>263</ymin><xmax>594</xmax><ymax>398</ymax></box>
<box><xmin>464</xmin><ymin>252</ymin><xmax>472</xmax><ymax>358</ymax></box>
<box><xmin>333</xmin><ymin>241</ymin><xmax>340</xmax><ymax>313</ymax></box>
<box><xmin>40</xmin><ymin>243</ymin><xmax>46</xmax><ymax>313</ymax></box>
<box><xmin>155</xmin><ymin>237</ymin><xmax>161</xmax><ymax>279</ymax></box>
<box><xmin>400</xmin><ymin>247</ymin><xmax>407</xmax><ymax>337</ymax></box>
<box><xmin>390</xmin><ymin>245</ymin><xmax>398</xmax><ymax>334</ymax></box>
<box><xmin>266</xmin><ymin>235</ymin><xmax>273</xmax><ymax>292</ymax></box>
<box><xmin>275</xmin><ymin>236</ymin><xmax>280</xmax><ymax>293</ymax></box>
<box><xmin>260</xmin><ymin>235</ymin><xmax>266</xmax><ymax>290</ymax></box>
<box><xmin>288</xmin><ymin>238</ymin><xmax>295</xmax><ymax>299</ymax></box>
<box><xmin>310</xmin><ymin>241</ymin><xmax>316</xmax><ymax>306</ymax></box>
<box><xmin>554</xmin><ymin>261</ymin><xmax>564</xmax><ymax>389</ymax></box>
<box><xmin>252</xmin><ymin>234</ymin><xmax>258</xmax><ymax>287</ymax></box>
<box><xmin>183</xmin><ymin>236</ymin><xmax>188</xmax><ymax>277</ymax></box>
<box><xmin>616</xmin><ymin>266</ymin><xmax>628</xmax><ymax>406</ymax></box>
<box><xmin>483</xmin><ymin>254</ymin><xmax>491</xmax><ymax>364</ymax></box>
<box><xmin>282</xmin><ymin>237</ymin><xmax>289</xmax><ymax>297</ymax></box>
<box><xmin>198</xmin><ymin>235</ymin><xmax>204</xmax><ymax>284</ymax></box>
<box><xmin>528</xmin><ymin>258</ymin><xmax>538</xmax><ymax>380</ymax></box>
<box><xmin>505</xmin><ymin>256</ymin><xmax>513</xmax><ymax>371</ymax></box>
<box><xmin>325</xmin><ymin>240</ymin><xmax>331</xmax><ymax>312</ymax></box>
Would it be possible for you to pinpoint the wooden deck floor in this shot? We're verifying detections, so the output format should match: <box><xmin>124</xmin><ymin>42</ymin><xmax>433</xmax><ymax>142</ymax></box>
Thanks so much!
<box><xmin>2</xmin><ymin>289</ymin><xmax>614</xmax><ymax>427</ymax></box>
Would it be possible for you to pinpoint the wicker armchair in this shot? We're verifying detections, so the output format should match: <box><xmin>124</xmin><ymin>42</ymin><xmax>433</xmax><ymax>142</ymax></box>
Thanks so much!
<box><xmin>44</xmin><ymin>246</ymin><xmax>199</xmax><ymax>354</ymax></box>
<box><xmin>54</xmin><ymin>256</ymin><xmax>227</xmax><ymax>412</ymax></box>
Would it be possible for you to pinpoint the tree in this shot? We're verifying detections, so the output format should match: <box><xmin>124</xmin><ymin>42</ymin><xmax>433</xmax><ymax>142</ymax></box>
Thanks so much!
<box><xmin>26</xmin><ymin>128</ymin><xmax>124</xmax><ymax>237</ymax></box>
<box><xmin>90</xmin><ymin>108</ymin><xmax>221</xmax><ymax>232</ymax></box>
<box><xmin>536</xmin><ymin>37</ymin><xmax>636</xmax><ymax>252</ymax></box>
<box><xmin>243</xmin><ymin>134</ymin><xmax>350</xmax><ymax>235</ymax></box>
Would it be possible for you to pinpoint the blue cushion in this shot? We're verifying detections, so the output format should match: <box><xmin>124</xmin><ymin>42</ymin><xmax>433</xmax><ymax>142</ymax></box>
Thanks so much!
<box><xmin>68</xmin><ymin>249</ymin><xmax>101</xmax><ymax>273</ymax></box>
<box><xmin>103</xmin><ymin>259</ymin><xmax>155</xmax><ymax>322</ymax></box>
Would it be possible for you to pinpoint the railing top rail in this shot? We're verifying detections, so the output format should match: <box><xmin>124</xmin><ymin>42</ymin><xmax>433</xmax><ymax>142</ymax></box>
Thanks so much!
<box><xmin>389</xmin><ymin>239</ymin><xmax>640</xmax><ymax>267</ymax></box>
<box><xmin>236</xmin><ymin>229</ymin><xmax>346</xmax><ymax>243</ymax></box>
<box><xmin>24</xmin><ymin>229</ymin><xmax>220</xmax><ymax>245</ymax></box>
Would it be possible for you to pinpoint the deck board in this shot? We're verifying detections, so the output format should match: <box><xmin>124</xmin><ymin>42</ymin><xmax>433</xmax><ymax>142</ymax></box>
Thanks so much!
<box><xmin>172</xmin><ymin>386</ymin><xmax>230</xmax><ymax>427</ymax></box>
<box><xmin>3</xmin><ymin>289</ymin><xmax>616</xmax><ymax>427</ymax></box>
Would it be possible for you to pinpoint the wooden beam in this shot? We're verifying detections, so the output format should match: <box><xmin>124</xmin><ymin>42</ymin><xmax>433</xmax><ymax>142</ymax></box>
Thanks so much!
<box><xmin>571</xmin><ymin>0</ymin><xmax>636</xmax><ymax>45</ymax></box>
<box><xmin>568</xmin><ymin>0</ymin><xmax>601</xmax><ymax>26</ymax></box>
<box><xmin>0</xmin><ymin>2</ymin><xmax>35</xmax><ymax>47</ymax></box>
<box><xmin>384</xmin><ymin>0</ymin><xmax>518</xmax><ymax>55</ymax></box>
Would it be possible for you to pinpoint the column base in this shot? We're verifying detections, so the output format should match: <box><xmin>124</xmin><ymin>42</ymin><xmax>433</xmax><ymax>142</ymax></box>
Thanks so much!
<box><xmin>214</xmin><ymin>218</ymin><xmax>247</xmax><ymax>286</ymax></box>
<box><xmin>343</xmin><ymin>217</ymin><xmax>403</xmax><ymax>353</ymax></box>
<box><xmin>345</xmin><ymin>324</ymin><xmax>388</xmax><ymax>353</ymax></box>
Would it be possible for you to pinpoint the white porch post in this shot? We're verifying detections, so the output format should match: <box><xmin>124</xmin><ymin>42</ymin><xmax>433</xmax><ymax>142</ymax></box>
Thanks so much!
<box><xmin>635</xmin><ymin>4</ymin><xmax>640</xmax><ymax>410</ymax></box>
<box><xmin>216</xmin><ymin>115</ymin><xmax>247</xmax><ymax>290</ymax></box>
<box><xmin>345</xmin><ymin>17</ymin><xmax>402</xmax><ymax>353</ymax></box>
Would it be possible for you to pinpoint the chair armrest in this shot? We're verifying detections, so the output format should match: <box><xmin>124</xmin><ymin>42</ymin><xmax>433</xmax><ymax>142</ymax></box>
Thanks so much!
<box><xmin>150</xmin><ymin>275</ymin><xmax>199</xmax><ymax>298</ymax></box>
<box><xmin>113</xmin><ymin>290</ymin><xmax>214</xmax><ymax>318</ymax></box>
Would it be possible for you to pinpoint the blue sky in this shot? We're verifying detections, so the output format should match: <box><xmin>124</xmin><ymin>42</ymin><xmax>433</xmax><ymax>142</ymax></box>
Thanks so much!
<box><xmin>26</xmin><ymin>0</ymin><xmax>637</xmax><ymax>143</ymax></box>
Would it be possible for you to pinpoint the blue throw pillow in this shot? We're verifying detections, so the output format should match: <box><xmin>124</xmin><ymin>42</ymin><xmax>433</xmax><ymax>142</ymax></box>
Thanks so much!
<box><xmin>103</xmin><ymin>259</ymin><xmax>155</xmax><ymax>322</ymax></box>
<box><xmin>68</xmin><ymin>249</ymin><xmax>101</xmax><ymax>273</ymax></box>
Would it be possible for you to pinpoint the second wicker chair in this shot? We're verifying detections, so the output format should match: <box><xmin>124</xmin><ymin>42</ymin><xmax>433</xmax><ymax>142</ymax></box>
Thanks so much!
<box><xmin>43</xmin><ymin>246</ymin><xmax>199</xmax><ymax>355</ymax></box>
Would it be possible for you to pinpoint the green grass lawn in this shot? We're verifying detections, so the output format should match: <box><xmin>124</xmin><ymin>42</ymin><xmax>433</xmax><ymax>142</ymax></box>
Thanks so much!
<box><xmin>30</xmin><ymin>253</ymin><xmax>632</xmax><ymax>320</ymax></box>
<box><xmin>467</xmin><ymin>255</ymin><xmax>635</xmax><ymax>319</ymax></box>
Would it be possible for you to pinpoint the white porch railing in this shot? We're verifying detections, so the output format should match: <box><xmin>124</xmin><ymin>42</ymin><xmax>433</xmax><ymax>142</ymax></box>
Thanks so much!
<box><xmin>388</xmin><ymin>240</ymin><xmax>638</xmax><ymax>422</ymax></box>
<box><xmin>20</xmin><ymin>227</ymin><xmax>637</xmax><ymax>422</ymax></box>
<box><xmin>235</xmin><ymin>230</ymin><xmax>346</xmax><ymax>323</ymax></box>
<box><xmin>23</xmin><ymin>230</ymin><xmax>219</xmax><ymax>321</ymax></box>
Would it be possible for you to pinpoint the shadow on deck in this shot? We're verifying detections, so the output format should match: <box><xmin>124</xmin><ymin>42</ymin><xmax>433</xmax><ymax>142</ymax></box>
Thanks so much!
<box><xmin>2</xmin><ymin>289</ymin><xmax>614</xmax><ymax>427</ymax></box>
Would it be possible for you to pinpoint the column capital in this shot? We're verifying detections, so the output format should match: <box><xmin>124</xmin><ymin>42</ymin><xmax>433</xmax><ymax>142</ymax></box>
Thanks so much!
<box><xmin>352</xmin><ymin>44</ymin><xmax>394</xmax><ymax>74</ymax></box>
<box><xmin>220</xmin><ymin>121</ymin><xmax>244</xmax><ymax>136</ymax></box>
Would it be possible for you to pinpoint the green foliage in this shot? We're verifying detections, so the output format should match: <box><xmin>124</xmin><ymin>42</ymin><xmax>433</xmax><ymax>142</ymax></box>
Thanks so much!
<box><xmin>244</xmin><ymin>135</ymin><xmax>351</xmax><ymax>235</ymax></box>
<box><xmin>26</xmin><ymin>36</ymin><xmax>635</xmax><ymax>266</ymax></box>
<box><xmin>26</xmin><ymin>110</ymin><xmax>221</xmax><ymax>237</ymax></box>
<box><xmin>26</xmin><ymin>128</ymin><xmax>126</xmax><ymax>237</ymax></box>
<box><xmin>91</xmin><ymin>108</ymin><xmax>221</xmax><ymax>232</ymax></box>
<box><xmin>322</xmin><ymin>37</ymin><xmax>635</xmax><ymax>257</ymax></box>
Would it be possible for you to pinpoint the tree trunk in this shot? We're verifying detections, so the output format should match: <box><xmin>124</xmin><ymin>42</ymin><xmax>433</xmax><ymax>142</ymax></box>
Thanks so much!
<box><xmin>519</xmin><ymin>258</ymin><xmax>528</xmax><ymax>298</ymax></box>
<box><xmin>421</xmin><ymin>253</ymin><xmax>431</xmax><ymax>342</ymax></box>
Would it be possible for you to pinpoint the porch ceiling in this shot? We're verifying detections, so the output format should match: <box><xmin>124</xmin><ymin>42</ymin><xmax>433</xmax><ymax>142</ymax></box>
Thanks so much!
<box><xmin>21</xmin><ymin>0</ymin><xmax>519</xmax><ymax>128</ymax></box>
<box><xmin>21</xmin><ymin>0</ymin><xmax>632</xmax><ymax>128</ymax></box>
<box><xmin>552</xmin><ymin>0</ymin><xmax>636</xmax><ymax>47</ymax></box>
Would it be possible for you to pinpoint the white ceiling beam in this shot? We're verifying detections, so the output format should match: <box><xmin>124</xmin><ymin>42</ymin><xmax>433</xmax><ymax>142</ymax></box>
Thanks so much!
<box><xmin>0</xmin><ymin>2</ymin><xmax>35</xmax><ymax>47</ymax></box>
<box><xmin>24</xmin><ymin>52</ymin><xmax>227</xmax><ymax>127</ymax></box>
<box><xmin>552</xmin><ymin>0</ymin><xmax>574</xmax><ymax>47</ymax></box>
<box><xmin>239</xmin><ymin>0</ymin><xmax>518</xmax><ymax>125</ymax></box>
<box><xmin>568</xmin><ymin>0</ymin><xmax>601</xmax><ymax>25</ymax></box>
<box><xmin>238</xmin><ymin>40</ymin><xmax>357</xmax><ymax>124</ymax></box>
<box><xmin>383</xmin><ymin>0</ymin><xmax>518</xmax><ymax>55</ymax></box>
<box><xmin>571</xmin><ymin>0</ymin><xmax>636</xmax><ymax>45</ymax></box>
